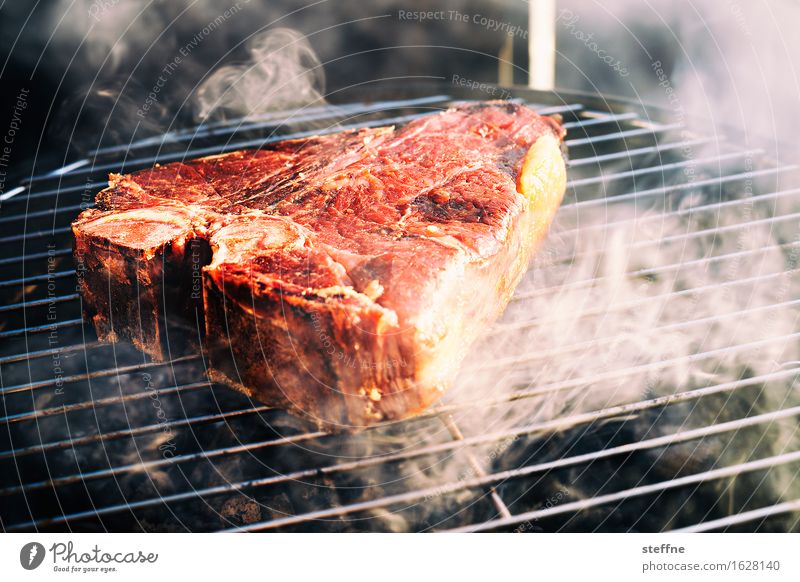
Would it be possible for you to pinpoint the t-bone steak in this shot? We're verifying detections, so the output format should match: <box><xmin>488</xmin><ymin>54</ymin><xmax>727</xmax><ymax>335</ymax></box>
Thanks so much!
<box><xmin>72</xmin><ymin>101</ymin><xmax>567</xmax><ymax>430</ymax></box>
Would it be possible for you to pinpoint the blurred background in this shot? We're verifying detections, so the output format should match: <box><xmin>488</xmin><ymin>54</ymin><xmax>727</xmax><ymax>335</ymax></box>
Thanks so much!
<box><xmin>1</xmin><ymin>0</ymin><xmax>798</xmax><ymax>188</ymax></box>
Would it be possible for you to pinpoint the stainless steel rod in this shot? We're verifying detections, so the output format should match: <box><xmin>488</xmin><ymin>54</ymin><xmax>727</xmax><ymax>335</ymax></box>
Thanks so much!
<box><xmin>446</xmin><ymin>451</ymin><xmax>800</xmax><ymax>532</ymax></box>
<box><xmin>670</xmin><ymin>499</ymin><xmax>800</xmax><ymax>533</ymax></box>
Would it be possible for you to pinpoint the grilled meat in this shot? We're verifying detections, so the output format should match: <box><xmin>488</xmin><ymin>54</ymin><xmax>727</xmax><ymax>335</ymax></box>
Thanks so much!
<box><xmin>72</xmin><ymin>101</ymin><xmax>567</xmax><ymax>430</ymax></box>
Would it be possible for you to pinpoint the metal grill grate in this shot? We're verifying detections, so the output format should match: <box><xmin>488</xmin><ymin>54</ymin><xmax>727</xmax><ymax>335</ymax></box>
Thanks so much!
<box><xmin>2</xmin><ymin>84</ymin><xmax>799</xmax><ymax>532</ymax></box>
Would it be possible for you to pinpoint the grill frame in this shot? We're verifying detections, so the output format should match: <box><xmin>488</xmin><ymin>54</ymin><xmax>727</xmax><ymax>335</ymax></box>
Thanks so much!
<box><xmin>1</xmin><ymin>82</ymin><xmax>799</xmax><ymax>533</ymax></box>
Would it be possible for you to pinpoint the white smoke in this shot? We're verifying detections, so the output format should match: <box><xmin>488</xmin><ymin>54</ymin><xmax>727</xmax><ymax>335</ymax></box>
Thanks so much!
<box><xmin>372</xmin><ymin>181</ymin><xmax>799</xmax><ymax>528</ymax></box>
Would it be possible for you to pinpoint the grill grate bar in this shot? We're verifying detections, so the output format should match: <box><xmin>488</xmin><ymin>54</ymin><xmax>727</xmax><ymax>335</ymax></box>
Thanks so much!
<box><xmin>4</xmin><ymin>321</ymin><xmax>796</xmax><ymax>456</ymax></box>
<box><xmin>489</xmin><ymin>298</ymin><xmax>800</xmax><ymax>360</ymax></box>
<box><xmin>188</xmin><ymin>450</ymin><xmax>800</xmax><ymax>532</ymax></box>
<box><xmin>0</xmin><ymin>343</ymin><xmax>97</xmax><ymax>367</ymax></box>
<box><xmin>557</xmin><ymin>187</ymin><xmax>800</xmax><ymax>240</ymax></box>
<box><xmin>516</xmin><ymin>104</ymin><xmax>583</xmax><ymax>116</ymax></box>
<box><xmin>639</xmin><ymin>212</ymin><xmax>800</xmax><ymax>249</ymax></box>
<box><xmin>24</xmin><ymin>106</ymin><xmax>681</xmax><ymax>186</ymax></box>
<box><xmin>2</xmin><ymin>252</ymin><xmax>74</xmax><ymax>272</ymax></box>
<box><xmin>0</xmin><ymin>135</ymin><xmax>704</xmax><ymax>216</ymax></box>
<box><xmin>0</xmin><ymin>270</ymin><xmax>75</xmax><ymax>289</ymax></box>
<box><xmin>0</xmin><ymin>132</ymin><xmax>707</xmax><ymax>218</ymax></box>
<box><xmin>229</xmin><ymin>402</ymin><xmax>800</xmax><ymax>532</ymax></box>
<box><xmin>0</xmin><ymin>226</ymin><xmax>71</xmax><ymax>245</ymax></box>
<box><xmin>474</xmin><ymin>331</ymin><xmax>799</xmax><ymax>388</ymax></box>
<box><xmin>0</xmin><ymin>425</ymin><xmax>325</xmax><ymax>497</ymax></box>
<box><xmin>669</xmin><ymin>499</ymin><xmax>800</xmax><ymax>533</ymax></box>
<box><xmin>0</xmin><ymin>293</ymin><xmax>80</xmax><ymax>315</ymax></box>
<box><xmin>564</xmin><ymin>123</ymin><xmax>682</xmax><ymax>147</ymax></box>
<box><xmin>90</xmin><ymin>95</ymin><xmax>455</xmax><ymax>156</ymax></box>
<box><xmin>442</xmin><ymin>368</ymin><xmax>800</xmax><ymax>437</ymax></box>
<box><xmin>0</xmin><ymin>355</ymin><xmax>200</xmax><ymax>398</ymax></box>
<box><xmin>2</xmin><ymin>91</ymin><xmax>796</xmax><ymax>533</ymax></box>
<box><xmin>0</xmin><ymin>318</ymin><xmax>83</xmax><ymax>341</ymax></box>
<box><xmin>522</xmin><ymin>234</ymin><xmax>798</xmax><ymax>301</ymax></box>
<box><xmin>1</xmin><ymin>112</ymin><xmax>648</xmax><ymax>226</ymax></box>
<box><xmin>0</xmin><ymin>381</ymin><xmax>212</xmax><ymax>425</ymax></box>
<box><xmin>5</xmin><ymin>366</ymin><xmax>796</xmax><ymax>523</ymax></box>
<box><xmin>23</xmin><ymin>276</ymin><xmax>788</xmax><ymax>422</ymax></box>
<box><xmin>482</xmin><ymin>346</ymin><xmax>800</xmax><ymax>410</ymax></box>
<box><xmin>5</xmin><ymin>244</ymin><xmax>781</xmax><ymax>370</ymax></box>
<box><xmin>0</xmin><ymin>248</ymin><xmax>71</xmax><ymax>267</ymax></box>
<box><xmin>510</xmin><ymin>267</ymin><xmax>797</xmax><ymax>322</ymax></box>
<box><xmin>0</xmin><ymin>292</ymin><xmax>800</xmax><ymax>428</ymax></box>
<box><xmin>26</xmin><ymin>106</ymin><xmax>580</xmax><ymax>184</ymax></box>
<box><xmin>568</xmin><ymin>137</ymin><xmax>713</xmax><ymax>168</ymax></box>
<box><xmin>96</xmin><ymin>96</ymin><xmax>584</xmax><ymax>158</ymax></box>
<box><xmin>0</xmin><ymin>182</ymin><xmax>92</xmax><ymax>205</ymax></box>
<box><xmin>0</xmin><ymin>405</ymin><xmax>272</xmax><ymax>460</ymax></box>
<box><xmin>536</xmin><ymin>245</ymin><xmax>800</xmax><ymax>296</ymax></box>
<box><xmin>562</xmin><ymin>112</ymin><xmax>639</xmax><ymax>130</ymax></box>
<box><xmin>5</xmin><ymin>187</ymin><xmax>797</xmax><ymax>303</ymax></box>
<box><xmin>0</xmin><ymin>204</ymin><xmax>85</xmax><ymax>225</ymax></box>
<box><xmin>28</xmin><ymin>113</ymin><xmax>442</xmax><ymax>184</ymax></box>
<box><xmin>0</xmin><ymin>148</ymin><xmax>763</xmax><ymax>233</ymax></box>
<box><xmin>0</xmin><ymin>342</ymin><xmax>102</xmax><ymax>367</ymax></box>
<box><xmin>88</xmin><ymin>99</ymin><xmax>610</xmax><ymax>159</ymax></box>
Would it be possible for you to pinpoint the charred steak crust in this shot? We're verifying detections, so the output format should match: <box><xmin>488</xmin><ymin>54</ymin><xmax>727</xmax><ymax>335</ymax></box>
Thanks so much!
<box><xmin>72</xmin><ymin>102</ymin><xmax>567</xmax><ymax>430</ymax></box>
